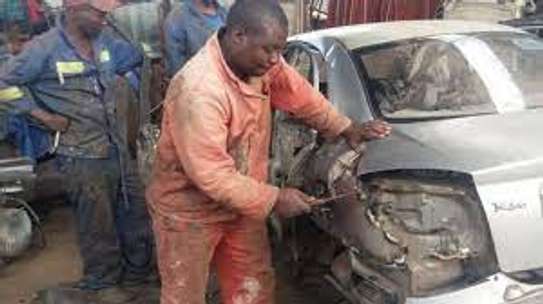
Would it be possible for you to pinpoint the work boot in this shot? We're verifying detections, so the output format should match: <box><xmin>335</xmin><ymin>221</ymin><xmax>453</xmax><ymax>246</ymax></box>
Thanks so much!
<box><xmin>58</xmin><ymin>277</ymin><xmax>118</xmax><ymax>291</ymax></box>
<box><xmin>118</xmin><ymin>284</ymin><xmax>161</xmax><ymax>304</ymax></box>
<box><xmin>95</xmin><ymin>286</ymin><xmax>138</xmax><ymax>303</ymax></box>
<box><xmin>61</xmin><ymin>268</ymin><xmax>122</xmax><ymax>291</ymax></box>
<box><xmin>119</xmin><ymin>266</ymin><xmax>160</xmax><ymax>287</ymax></box>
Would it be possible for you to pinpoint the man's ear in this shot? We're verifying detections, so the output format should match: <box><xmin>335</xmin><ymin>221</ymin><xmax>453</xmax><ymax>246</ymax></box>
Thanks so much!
<box><xmin>230</xmin><ymin>26</ymin><xmax>248</xmax><ymax>46</ymax></box>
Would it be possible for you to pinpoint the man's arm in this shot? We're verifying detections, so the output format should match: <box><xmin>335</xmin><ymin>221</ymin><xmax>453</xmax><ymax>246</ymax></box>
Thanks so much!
<box><xmin>28</xmin><ymin>109</ymin><xmax>69</xmax><ymax>131</ymax></box>
<box><xmin>0</xmin><ymin>44</ymin><xmax>45</xmax><ymax>114</ymax></box>
<box><xmin>0</xmin><ymin>40</ymin><xmax>69</xmax><ymax>132</ymax></box>
<box><xmin>107</xmin><ymin>36</ymin><xmax>144</xmax><ymax>91</ymax></box>
<box><xmin>168</xmin><ymin>90</ymin><xmax>279</xmax><ymax>220</ymax></box>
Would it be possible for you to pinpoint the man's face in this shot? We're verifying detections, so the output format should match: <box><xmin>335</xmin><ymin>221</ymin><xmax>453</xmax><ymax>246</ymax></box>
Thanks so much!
<box><xmin>74</xmin><ymin>5</ymin><xmax>108</xmax><ymax>38</ymax></box>
<box><xmin>8</xmin><ymin>37</ymin><xmax>29</xmax><ymax>55</ymax></box>
<box><xmin>231</xmin><ymin>21</ymin><xmax>288</xmax><ymax>78</ymax></box>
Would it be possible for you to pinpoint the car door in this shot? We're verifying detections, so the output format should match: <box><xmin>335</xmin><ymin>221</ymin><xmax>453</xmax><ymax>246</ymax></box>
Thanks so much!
<box><xmin>269</xmin><ymin>43</ymin><xmax>323</xmax><ymax>187</ymax></box>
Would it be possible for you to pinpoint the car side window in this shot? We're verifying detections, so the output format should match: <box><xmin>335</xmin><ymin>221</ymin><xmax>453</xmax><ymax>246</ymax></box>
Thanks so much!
<box><xmin>326</xmin><ymin>44</ymin><xmax>372</xmax><ymax>122</ymax></box>
<box><xmin>285</xmin><ymin>45</ymin><xmax>332</xmax><ymax>98</ymax></box>
<box><xmin>286</xmin><ymin>46</ymin><xmax>314</xmax><ymax>84</ymax></box>
<box><xmin>358</xmin><ymin>39</ymin><xmax>494</xmax><ymax>119</ymax></box>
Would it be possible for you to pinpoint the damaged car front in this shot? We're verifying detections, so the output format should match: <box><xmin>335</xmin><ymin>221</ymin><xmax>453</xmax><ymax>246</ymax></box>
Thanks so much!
<box><xmin>271</xmin><ymin>21</ymin><xmax>543</xmax><ymax>304</ymax></box>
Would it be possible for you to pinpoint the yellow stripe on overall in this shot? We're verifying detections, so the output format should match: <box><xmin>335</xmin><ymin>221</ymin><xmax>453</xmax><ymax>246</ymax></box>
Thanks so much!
<box><xmin>0</xmin><ymin>86</ymin><xmax>24</xmax><ymax>101</ymax></box>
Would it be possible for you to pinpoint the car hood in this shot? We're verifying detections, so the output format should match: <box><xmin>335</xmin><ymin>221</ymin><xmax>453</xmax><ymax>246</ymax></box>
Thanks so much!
<box><xmin>358</xmin><ymin>109</ymin><xmax>543</xmax><ymax>183</ymax></box>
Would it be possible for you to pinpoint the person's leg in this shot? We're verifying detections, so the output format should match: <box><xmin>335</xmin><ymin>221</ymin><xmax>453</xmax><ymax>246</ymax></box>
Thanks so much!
<box><xmin>152</xmin><ymin>219</ymin><xmax>223</xmax><ymax>304</ymax></box>
<box><xmin>57</xmin><ymin>155</ymin><xmax>123</xmax><ymax>290</ymax></box>
<box><xmin>115</xmin><ymin>155</ymin><xmax>156</xmax><ymax>285</ymax></box>
<box><xmin>214</xmin><ymin>218</ymin><xmax>276</xmax><ymax>304</ymax></box>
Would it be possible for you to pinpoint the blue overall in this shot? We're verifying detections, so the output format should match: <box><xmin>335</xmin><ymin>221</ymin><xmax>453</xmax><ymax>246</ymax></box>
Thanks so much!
<box><xmin>163</xmin><ymin>0</ymin><xmax>227</xmax><ymax>77</ymax></box>
<box><xmin>0</xmin><ymin>21</ymin><xmax>154</xmax><ymax>290</ymax></box>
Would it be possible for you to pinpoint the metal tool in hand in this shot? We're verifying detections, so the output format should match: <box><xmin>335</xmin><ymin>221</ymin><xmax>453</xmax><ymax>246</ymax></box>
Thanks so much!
<box><xmin>309</xmin><ymin>192</ymin><xmax>358</xmax><ymax>207</ymax></box>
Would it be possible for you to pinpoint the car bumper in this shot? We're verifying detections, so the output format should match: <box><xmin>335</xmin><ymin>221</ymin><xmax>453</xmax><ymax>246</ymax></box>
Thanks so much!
<box><xmin>406</xmin><ymin>273</ymin><xmax>543</xmax><ymax>304</ymax></box>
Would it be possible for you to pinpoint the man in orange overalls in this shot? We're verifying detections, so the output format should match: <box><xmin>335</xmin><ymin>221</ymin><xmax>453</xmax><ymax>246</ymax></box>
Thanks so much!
<box><xmin>146</xmin><ymin>1</ymin><xmax>391</xmax><ymax>303</ymax></box>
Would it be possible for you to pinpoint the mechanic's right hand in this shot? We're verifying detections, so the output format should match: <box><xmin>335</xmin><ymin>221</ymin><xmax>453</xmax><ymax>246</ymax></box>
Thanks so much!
<box><xmin>273</xmin><ymin>188</ymin><xmax>314</xmax><ymax>218</ymax></box>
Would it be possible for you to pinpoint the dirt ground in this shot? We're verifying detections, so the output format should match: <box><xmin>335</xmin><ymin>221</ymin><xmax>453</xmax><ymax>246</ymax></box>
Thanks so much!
<box><xmin>0</xmin><ymin>205</ymin><xmax>161</xmax><ymax>304</ymax></box>
<box><xmin>0</xmin><ymin>206</ymin><xmax>81</xmax><ymax>304</ymax></box>
<box><xmin>0</xmin><ymin>205</ymin><xmax>339</xmax><ymax>304</ymax></box>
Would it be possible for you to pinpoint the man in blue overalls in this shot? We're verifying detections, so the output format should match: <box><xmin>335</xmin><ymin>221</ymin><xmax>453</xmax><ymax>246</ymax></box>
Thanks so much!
<box><xmin>164</xmin><ymin>0</ymin><xmax>227</xmax><ymax>77</ymax></box>
<box><xmin>0</xmin><ymin>0</ymin><xmax>154</xmax><ymax>291</ymax></box>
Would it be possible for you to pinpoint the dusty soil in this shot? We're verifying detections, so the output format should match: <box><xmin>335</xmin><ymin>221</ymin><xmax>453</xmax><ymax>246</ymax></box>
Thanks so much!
<box><xmin>0</xmin><ymin>205</ymin><xmax>340</xmax><ymax>304</ymax></box>
<box><xmin>0</xmin><ymin>206</ymin><xmax>81</xmax><ymax>304</ymax></box>
<box><xmin>0</xmin><ymin>205</ymin><xmax>161</xmax><ymax>304</ymax></box>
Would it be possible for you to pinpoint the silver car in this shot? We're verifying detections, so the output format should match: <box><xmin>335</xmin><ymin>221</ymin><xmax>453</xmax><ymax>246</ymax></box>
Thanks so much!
<box><xmin>271</xmin><ymin>20</ymin><xmax>543</xmax><ymax>304</ymax></box>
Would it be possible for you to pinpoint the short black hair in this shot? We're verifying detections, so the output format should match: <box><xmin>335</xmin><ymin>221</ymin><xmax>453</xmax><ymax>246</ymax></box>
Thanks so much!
<box><xmin>226</xmin><ymin>0</ymin><xmax>289</xmax><ymax>34</ymax></box>
<box><xmin>6</xmin><ymin>24</ymin><xmax>30</xmax><ymax>42</ymax></box>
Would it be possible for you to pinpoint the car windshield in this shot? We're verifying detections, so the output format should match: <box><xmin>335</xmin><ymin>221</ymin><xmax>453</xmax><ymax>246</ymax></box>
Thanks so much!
<box><xmin>357</xmin><ymin>32</ymin><xmax>543</xmax><ymax>119</ymax></box>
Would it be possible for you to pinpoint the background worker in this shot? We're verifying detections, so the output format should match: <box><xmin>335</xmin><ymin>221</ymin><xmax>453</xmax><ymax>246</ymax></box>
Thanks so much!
<box><xmin>163</xmin><ymin>0</ymin><xmax>227</xmax><ymax>77</ymax></box>
<box><xmin>146</xmin><ymin>0</ymin><xmax>391</xmax><ymax>303</ymax></box>
<box><xmin>0</xmin><ymin>0</ymin><xmax>154</xmax><ymax>293</ymax></box>
<box><xmin>3</xmin><ymin>25</ymin><xmax>30</xmax><ymax>59</ymax></box>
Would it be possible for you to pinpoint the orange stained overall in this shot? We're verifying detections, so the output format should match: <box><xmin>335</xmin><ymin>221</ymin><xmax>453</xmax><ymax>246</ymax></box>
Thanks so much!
<box><xmin>146</xmin><ymin>35</ymin><xmax>351</xmax><ymax>304</ymax></box>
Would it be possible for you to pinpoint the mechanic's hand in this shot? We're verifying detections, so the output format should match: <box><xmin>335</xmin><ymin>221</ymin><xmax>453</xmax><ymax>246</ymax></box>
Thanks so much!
<box><xmin>45</xmin><ymin>114</ymin><xmax>70</xmax><ymax>132</ymax></box>
<box><xmin>341</xmin><ymin>120</ymin><xmax>392</xmax><ymax>148</ymax></box>
<box><xmin>274</xmin><ymin>188</ymin><xmax>314</xmax><ymax>218</ymax></box>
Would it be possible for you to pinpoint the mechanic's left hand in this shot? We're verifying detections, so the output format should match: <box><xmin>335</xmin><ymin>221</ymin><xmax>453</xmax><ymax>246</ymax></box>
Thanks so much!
<box><xmin>341</xmin><ymin>120</ymin><xmax>392</xmax><ymax>148</ymax></box>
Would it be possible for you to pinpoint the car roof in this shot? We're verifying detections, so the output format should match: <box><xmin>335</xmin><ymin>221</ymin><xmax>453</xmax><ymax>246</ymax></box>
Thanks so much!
<box><xmin>290</xmin><ymin>20</ymin><xmax>524</xmax><ymax>50</ymax></box>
